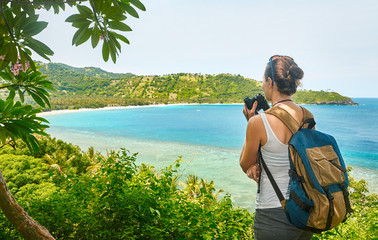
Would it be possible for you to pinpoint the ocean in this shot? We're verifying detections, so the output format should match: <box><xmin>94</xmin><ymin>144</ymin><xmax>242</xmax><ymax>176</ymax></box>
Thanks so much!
<box><xmin>44</xmin><ymin>98</ymin><xmax>378</xmax><ymax>210</ymax></box>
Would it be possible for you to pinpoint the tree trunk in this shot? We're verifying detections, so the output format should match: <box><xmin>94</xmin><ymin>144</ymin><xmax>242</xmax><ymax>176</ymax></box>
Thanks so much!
<box><xmin>0</xmin><ymin>169</ymin><xmax>55</xmax><ymax>240</ymax></box>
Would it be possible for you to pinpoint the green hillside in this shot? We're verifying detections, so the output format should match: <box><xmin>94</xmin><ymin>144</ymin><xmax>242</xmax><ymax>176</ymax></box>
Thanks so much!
<box><xmin>37</xmin><ymin>63</ymin><xmax>355</xmax><ymax>110</ymax></box>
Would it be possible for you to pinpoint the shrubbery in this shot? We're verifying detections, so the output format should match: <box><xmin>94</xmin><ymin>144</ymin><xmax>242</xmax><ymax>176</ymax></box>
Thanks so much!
<box><xmin>0</xmin><ymin>138</ymin><xmax>254</xmax><ymax>239</ymax></box>
<box><xmin>0</xmin><ymin>137</ymin><xmax>376</xmax><ymax>239</ymax></box>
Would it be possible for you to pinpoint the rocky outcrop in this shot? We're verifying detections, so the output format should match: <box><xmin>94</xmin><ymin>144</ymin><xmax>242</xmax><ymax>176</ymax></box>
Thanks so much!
<box><xmin>316</xmin><ymin>100</ymin><xmax>358</xmax><ymax>105</ymax></box>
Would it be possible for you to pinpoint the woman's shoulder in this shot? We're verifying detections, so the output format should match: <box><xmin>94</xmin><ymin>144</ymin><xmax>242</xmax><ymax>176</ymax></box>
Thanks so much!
<box><xmin>247</xmin><ymin>114</ymin><xmax>264</xmax><ymax>131</ymax></box>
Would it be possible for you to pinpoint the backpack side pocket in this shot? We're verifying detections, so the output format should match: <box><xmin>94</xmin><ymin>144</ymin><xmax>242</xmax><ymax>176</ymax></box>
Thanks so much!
<box><xmin>285</xmin><ymin>179</ymin><xmax>314</xmax><ymax>229</ymax></box>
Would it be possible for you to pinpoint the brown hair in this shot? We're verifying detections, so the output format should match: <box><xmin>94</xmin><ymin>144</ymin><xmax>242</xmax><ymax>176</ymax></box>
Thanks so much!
<box><xmin>265</xmin><ymin>57</ymin><xmax>304</xmax><ymax>96</ymax></box>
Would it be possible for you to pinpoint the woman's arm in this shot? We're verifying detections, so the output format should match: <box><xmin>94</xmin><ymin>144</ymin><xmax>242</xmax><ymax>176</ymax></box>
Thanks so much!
<box><xmin>239</xmin><ymin>116</ymin><xmax>262</xmax><ymax>173</ymax></box>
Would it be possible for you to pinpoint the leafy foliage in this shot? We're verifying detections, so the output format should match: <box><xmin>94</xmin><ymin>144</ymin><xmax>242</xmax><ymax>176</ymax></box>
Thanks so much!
<box><xmin>0</xmin><ymin>99</ymin><xmax>49</xmax><ymax>152</ymax></box>
<box><xmin>0</xmin><ymin>136</ymin><xmax>98</xmax><ymax>174</ymax></box>
<box><xmin>0</xmin><ymin>143</ymin><xmax>254</xmax><ymax>239</ymax></box>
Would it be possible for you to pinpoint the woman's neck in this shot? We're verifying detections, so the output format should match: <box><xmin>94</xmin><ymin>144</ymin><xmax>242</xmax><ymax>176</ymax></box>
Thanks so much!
<box><xmin>271</xmin><ymin>94</ymin><xmax>292</xmax><ymax>107</ymax></box>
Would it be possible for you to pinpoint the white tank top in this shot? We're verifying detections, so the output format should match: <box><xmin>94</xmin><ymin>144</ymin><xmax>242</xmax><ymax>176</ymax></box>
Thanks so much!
<box><xmin>255</xmin><ymin>113</ymin><xmax>291</xmax><ymax>209</ymax></box>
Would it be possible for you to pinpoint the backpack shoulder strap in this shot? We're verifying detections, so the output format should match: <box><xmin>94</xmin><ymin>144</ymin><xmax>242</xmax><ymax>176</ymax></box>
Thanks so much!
<box><xmin>264</xmin><ymin>106</ymin><xmax>315</xmax><ymax>134</ymax></box>
<box><xmin>299</xmin><ymin>107</ymin><xmax>316</xmax><ymax>130</ymax></box>
<box><xmin>301</xmin><ymin>106</ymin><xmax>313</xmax><ymax>120</ymax></box>
<box><xmin>264</xmin><ymin>106</ymin><xmax>300</xmax><ymax>134</ymax></box>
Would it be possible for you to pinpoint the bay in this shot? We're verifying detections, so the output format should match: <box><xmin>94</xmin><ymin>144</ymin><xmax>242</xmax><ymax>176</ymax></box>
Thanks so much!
<box><xmin>44</xmin><ymin>98</ymin><xmax>378</xmax><ymax>210</ymax></box>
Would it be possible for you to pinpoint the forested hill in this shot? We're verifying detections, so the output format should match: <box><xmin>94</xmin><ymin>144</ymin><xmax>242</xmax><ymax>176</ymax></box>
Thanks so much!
<box><xmin>38</xmin><ymin>63</ymin><xmax>356</xmax><ymax>110</ymax></box>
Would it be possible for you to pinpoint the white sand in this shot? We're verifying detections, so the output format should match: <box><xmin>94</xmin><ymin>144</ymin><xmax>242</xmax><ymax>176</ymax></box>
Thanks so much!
<box><xmin>37</xmin><ymin>103</ymin><xmax>243</xmax><ymax>117</ymax></box>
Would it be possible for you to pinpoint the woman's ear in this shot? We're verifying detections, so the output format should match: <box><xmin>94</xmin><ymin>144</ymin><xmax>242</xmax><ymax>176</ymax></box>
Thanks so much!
<box><xmin>267</xmin><ymin>77</ymin><xmax>273</xmax><ymax>87</ymax></box>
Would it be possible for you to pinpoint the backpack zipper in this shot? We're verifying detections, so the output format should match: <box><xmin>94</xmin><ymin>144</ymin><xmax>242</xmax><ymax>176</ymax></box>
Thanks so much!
<box><xmin>329</xmin><ymin>160</ymin><xmax>347</xmax><ymax>173</ymax></box>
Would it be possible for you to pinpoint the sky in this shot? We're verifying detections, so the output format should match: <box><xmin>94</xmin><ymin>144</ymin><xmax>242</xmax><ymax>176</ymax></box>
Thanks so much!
<box><xmin>36</xmin><ymin>0</ymin><xmax>378</xmax><ymax>98</ymax></box>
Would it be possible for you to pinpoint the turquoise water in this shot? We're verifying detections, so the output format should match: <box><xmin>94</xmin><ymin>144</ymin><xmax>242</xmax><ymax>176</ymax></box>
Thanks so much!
<box><xmin>44</xmin><ymin>98</ymin><xmax>378</xmax><ymax>210</ymax></box>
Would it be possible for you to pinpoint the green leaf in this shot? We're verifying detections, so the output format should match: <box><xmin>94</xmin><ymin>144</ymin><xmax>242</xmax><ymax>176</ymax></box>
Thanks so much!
<box><xmin>108</xmin><ymin>40</ymin><xmax>117</xmax><ymax>63</ymax></box>
<box><xmin>23</xmin><ymin>37</ymin><xmax>54</xmax><ymax>59</ymax></box>
<box><xmin>3</xmin><ymin>99</ymin><xmax>14</xmax><ymax>114</ymax></box>
<box><xmin>11</xmin><ymin>106</ymin><xmax>26</xmax><ymax>116</ymax></box>
<box><xmin>45</xmin><ymin>4</ymin><xmax>52</xmax><ymax>11</ymax></box>
<box><xmin>108</xmin><ymin>21</ymin><xmax>132</xmax><ymax>31</ymax></box>
<box><xmin>102</xmin><ymin>41</ymin><xmax>110</xmax><ymax>62</ymax></box>
<box><xmin>20</xmin><ymin>14</ymin><xmax>39</xmax><ymax>30</ymax></box>
<box><xmin>7</xmin><ymin>90</ymin><xmax>16</xmax><ymax>101</ymax></box>
<box><xmin>18</xmin><ymin>46</ymin><xmax>26</xmax><ymax>69</ymax></box>
<box><xmin>14</xmin><ymin>12</ymin><xmax>27</xmax><ymax>30</ymax></box>
<box><xmin>113</xmin><ymin>32</ymin><xmax>130</xmax><ymax>44</ymax></box>
<box><xmin>125</xmin><ymin>4</ymin><xmax>139</xmax><ymax>18</ymax></box>
<box><xmin>128</xmin><ymin>0</ymin><xmax>146</xmax><ymax>11</ymax></box>
<box><xmin>72</xmin><ymin>20</ymin><xmax>91</xmax><ymax>29</ymax></box>
<box><xmin>72</xmin><ymin>26</ymin><xmax>91</xmax><ymax>46</ymax></box>
<box><xmin>34</xmin><ymin>87</ymin><xmax>50</xmax><ymax>98</ymax></box>
<box><xmin>27</xmin><ymin>89</ymin><xmax>45</xmax><ymax>107</ymax></box>
<box><xmin>53</xmin><ymin>4</ymin><xmax>60</xmax><ymax>14</ymax></box>
<box><xmin>76</xmin><ymin>27</ymin><xmax>93</xmax><ymax>46</ymax></box>
<box><xmin>18</xmin><ymin>89</ymin><xmax>25</xmax><ymax>102</ymax></box>
<box><xmin>36</xmin><ymin>80</ymin><xmax>54</xmax><ymax>90</ymax></box>
<box><xmin>0</xmin><ymin>71</ymin><xmax>13</xmax><ymax>81</ymax></box>
<box><xmin>0</xmin><ymin>60</ymin><xmax>8</xmax><ymax>71</ymax></box>
<box><xmin>77</xmin><ymin>5</ymin><xmax>93</xmax><ymax>18</ymax></box>
<box><xmin>91</xmin><ymin>27</ymin><xmax>100</xmax><ymax>48</ymax></box>
<box><xmin>108</xmin><ymin>32</ymin><xmax>121</xmax><ymax>51</ymax></box>
<box><xmin>35</xmin><ymin>90</ymin><xmax>51</xmax><ymax>108</ymax></box>
<box><xmin>22</xmin><ymin>21</ymin><xmax>48</xmax><ymax>36</ymax></box>
<box><xmin>66</xmin><ymin>14</ymin><xmax>87</xmax><ymax>23</ymax></box>
<box><xmin>8</xmin><ymin>43</ymin><xmax>18</xmax><ymax>63</ymax></box>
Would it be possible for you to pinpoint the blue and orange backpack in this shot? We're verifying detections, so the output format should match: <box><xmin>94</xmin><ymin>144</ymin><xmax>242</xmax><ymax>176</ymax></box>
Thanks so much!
<box><xmin>259</xmin><ymin>106</ymin><xmax>353</xmax><ymax>233</ymax></box>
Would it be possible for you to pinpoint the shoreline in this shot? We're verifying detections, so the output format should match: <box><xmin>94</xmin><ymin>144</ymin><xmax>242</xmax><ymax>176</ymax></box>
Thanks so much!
<box><xmin>37</xmin><ymin>101</ymin><xmax>359</xmax><ymax>117</ymax></box>
<box><xmin>37</xmin><ymin>103</ymin><xmax>243</xmax><ymax>117</ymax></box>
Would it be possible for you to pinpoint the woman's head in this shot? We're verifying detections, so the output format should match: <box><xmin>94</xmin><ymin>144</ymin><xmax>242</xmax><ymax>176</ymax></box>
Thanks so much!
<box><xmin>264</xmin><ymin>55</ymin><xmax>304</xmax><ymax>96</ymax></box>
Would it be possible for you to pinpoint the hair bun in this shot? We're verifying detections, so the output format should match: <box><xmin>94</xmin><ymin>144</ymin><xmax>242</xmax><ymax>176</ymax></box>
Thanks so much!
<box><xmin>288</xmin><ymin>65</ymin><xmax>304</xmax><ymax>80</ymax></box>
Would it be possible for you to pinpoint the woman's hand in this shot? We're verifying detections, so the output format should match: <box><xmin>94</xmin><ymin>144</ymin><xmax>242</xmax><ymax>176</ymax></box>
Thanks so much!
<box><xmin>243</xmin><ymin>101</ymin><xmax>258</xmax><ymax>121</ymax></box>
<box><xmin>246</xmin><ymin>163</ymin><xmax>260</xmax><ymax>183</ymax></box>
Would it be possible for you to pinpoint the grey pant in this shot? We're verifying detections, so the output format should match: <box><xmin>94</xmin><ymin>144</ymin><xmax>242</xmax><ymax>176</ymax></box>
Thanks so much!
<box><xmin>254</xmin><ymin>208</ymin><xmax>313</xmax><ymax>240</ymax></box>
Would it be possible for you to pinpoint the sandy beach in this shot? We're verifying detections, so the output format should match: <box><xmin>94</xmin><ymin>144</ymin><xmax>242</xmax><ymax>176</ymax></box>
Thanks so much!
<box><xmin>37</xmin><ymin>103</ymin><xmax>243</xmax><ymax>117</ymax></box>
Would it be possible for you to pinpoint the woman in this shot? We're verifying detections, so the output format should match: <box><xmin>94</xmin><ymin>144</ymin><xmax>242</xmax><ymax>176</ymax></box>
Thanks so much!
<box><xmin>239</xmin><ymin>55</ymin><xmax>313</xmax><ymax>240</ymax></box>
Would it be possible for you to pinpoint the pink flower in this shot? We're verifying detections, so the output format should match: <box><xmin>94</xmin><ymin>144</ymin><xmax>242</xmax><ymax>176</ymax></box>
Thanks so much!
<box><xmin>23</xmin><ymin>60</ymin><xmax>30</xmax><ymax>72</ymax></box>
<box><xmin>9</xmin><ymin>60</ymin><xmax>31</xmax><ymax>75</ymax></box>
<box><xmin>100</xmin><ymin>35</ymin><xmax>105</xmax><ymax>40</ymax></box>
<box><xmin>10</xmin><ymin>64</ymin><xmax>20</xmax><ymax>75</ymax></box>
<box><xmin>0</xmin><ymin>55</ymin><xmax>5</xmax><ymax>60</ymax></box>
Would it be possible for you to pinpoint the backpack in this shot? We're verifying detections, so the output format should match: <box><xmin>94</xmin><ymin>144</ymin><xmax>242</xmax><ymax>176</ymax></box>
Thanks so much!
<box><xmin>258</xmin><ymin>106</ymin><xmax>353</xmax><ymax>233</ymax></box>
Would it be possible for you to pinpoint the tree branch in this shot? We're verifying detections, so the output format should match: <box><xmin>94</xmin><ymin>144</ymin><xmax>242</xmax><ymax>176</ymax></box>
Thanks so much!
<box><xmin>89</xmin><ymin>0</ymin><xmax>105</xmax><ymax>34</ymax></box>
<box><xmin>0</xmin><ymin>3</ymin><xmax>15</xmax><ymax>41</ymax></box>
<box><xmin>0</xmin><ymin>0</ymin><xmax>86</xmax><ymax>4</ymax></box>
<box><xmin>0</xmin><ymin>139</ymin><xmax>15</xmax><ymax>150</ymax></box>
<box><xmin>0</xmin><ymin>168</ymin><xmax>55</xmax><ymax>239</ymax></box>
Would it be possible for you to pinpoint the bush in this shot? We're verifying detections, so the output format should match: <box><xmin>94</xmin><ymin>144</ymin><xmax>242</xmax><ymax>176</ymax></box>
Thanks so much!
<box><xmin>0</xmin><ymin>148</ymin><xmax>254</xmax><ymax>239</ymax></box>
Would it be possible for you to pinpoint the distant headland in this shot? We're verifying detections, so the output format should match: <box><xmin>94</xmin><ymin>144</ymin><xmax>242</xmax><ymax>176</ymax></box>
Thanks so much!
<box><xmin>35</xmin><ymin>62</ymin><xmax>357</xmax><ymax>110</ymax></box>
